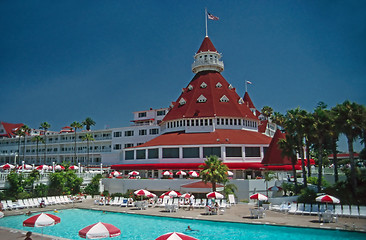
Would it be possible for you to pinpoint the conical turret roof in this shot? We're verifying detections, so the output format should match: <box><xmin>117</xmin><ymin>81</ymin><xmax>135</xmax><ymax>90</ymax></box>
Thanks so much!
<box><xmin>196</xmin><ymin>36</ymin><xmax>217</xmax><ymax>53</ymax></box>
<box><xmin>162</xmin><ymin>71</ymin><xmax>256</xmax><ymax>122</ymax></box>
<box><xmin>243</xmin><ymin>92</ymin><xmax>256</xmax><ymax>109</ymax></box>
<box><xmin>261</xmin><ymin>129</ymin><xmax>293</xmax><ymax>165</ymax></box>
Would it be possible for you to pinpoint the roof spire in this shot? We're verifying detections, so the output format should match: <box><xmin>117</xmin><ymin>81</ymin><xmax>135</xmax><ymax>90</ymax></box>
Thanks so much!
<box><xmin>192</xmin><ymin>37</ymin><xmax>224</xmax><ymax>73</ymax></box>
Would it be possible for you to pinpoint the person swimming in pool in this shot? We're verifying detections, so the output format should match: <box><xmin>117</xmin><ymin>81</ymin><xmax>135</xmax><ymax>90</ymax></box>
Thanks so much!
<box><xmin>186</xmin><ymin>225</ymin><xmax>199</xmax><ymax>231</ymax></box>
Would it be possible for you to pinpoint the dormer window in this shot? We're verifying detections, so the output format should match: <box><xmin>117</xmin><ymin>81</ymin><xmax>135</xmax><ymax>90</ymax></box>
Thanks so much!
<box><xmin>216</xmin><ymin>82</ymin><xmax>222</xmax><ymax>88</ymax></box>
<box><xmin>220</xmin><ymin>95</ymin><xmax>229</xmax><ymax>102</ymax></box>
<box><xmin>228</xmin><ymin>84</ymin><xmax>234</xmax><ymax>90</ymax></box>
<box><xmin>188</xmin><ymin>84</ymin><xmax>193</xmax><ymax>91</ymax></box>
<box><xmin>238</xmin><ymin>98</ymin><xmax>244</xmax><ymax>104</ymax></box>
<box><xmin>200</xmin><ymin>82</ymin><xmax>207</xmax><ymax>88</ymax></box>
<box><xmin>179</xmin><ymin>98</ymin><xmax>186</xmax><ymax>106</ymax></box>
<box><xmin>197</xmin><ymin>95</ymin><xmax>207</xmax><ymax>103</ymax></box>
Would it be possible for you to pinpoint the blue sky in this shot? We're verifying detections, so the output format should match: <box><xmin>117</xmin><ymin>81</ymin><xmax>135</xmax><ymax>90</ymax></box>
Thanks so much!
<box><xmin>1</xmin><ymin>1</ymin><xmax>365</xmax><ymax>151</ymax></box>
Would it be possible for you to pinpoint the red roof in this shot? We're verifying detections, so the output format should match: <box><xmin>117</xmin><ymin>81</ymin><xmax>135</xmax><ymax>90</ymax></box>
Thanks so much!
<box><xmin>0</xmin><ymin>122</ymin><xmax>24</xmax><ymax>138</ymax></box>
<box><xmin>133</xmin><ymin>129</ymin><xmax>271</xmax><ymax>148</ymax></box>
<box><xmin>258</xmin><ymin>120</ymin><xmax>268</xmax><ymax>133</ymax></box>
<box><xmin>162</xmin><ymin>71</ymin><xmax>257</xmax><ymax>122</ymax></box>
<box><xmin>243</xmin><ymin>92</ymin><xmax>256</xmax><ymax>109</ymax></box>
<box><xmin>111</xmin><ymin>162</ymin><xmax>301</xmax><ymax>171</ymax></box>
<box><xmin>197</xmin><ymin>36</ymin><xmax>217</xmax><ymax>53</ymax></box>
<box><xmin>261</xmin><ymin>129</ymin><xmax>293</xmax><ymax>165</ymax></box>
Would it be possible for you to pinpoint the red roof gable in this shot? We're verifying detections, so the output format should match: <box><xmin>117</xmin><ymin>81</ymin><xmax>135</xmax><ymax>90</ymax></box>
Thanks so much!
<box><xmin>0</xmin><ymin>122</ymin><xmax>24</xmax><ymax>138</ymax></box>
<box><xmin>258</xmin><ymin>120</ymin><xmax>268</xmax><ymax>133</ymax></box>
<box><xmin>261</xmin><ymin>129</ymin><xmax>293</xmax><ymax>165</ymax></box>
<box><xmin>133</xmin><ymin>129</ymin><xmax>271</xmax><ymax>148</ymax></box>
<box><xmin>243</xmin><ymin>92</ymin><xmax>256</xmax><ymax>109</ymax></box>
<box><xmin>162</xmin><ymin>71</ymin><xmax>257</xmax><ymax>122</ymax></box>
<box><xmin>197</xmin><ymin>36</ymin><xmax>217</xmax><ymax>53</ymax></box>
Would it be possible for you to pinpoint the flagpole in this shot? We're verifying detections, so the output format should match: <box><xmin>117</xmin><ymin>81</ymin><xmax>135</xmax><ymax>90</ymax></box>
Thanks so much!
<box><xmin>205</xmin><ymin>8</ymin><xmax>208</xmax><ymax>37</ymax></box>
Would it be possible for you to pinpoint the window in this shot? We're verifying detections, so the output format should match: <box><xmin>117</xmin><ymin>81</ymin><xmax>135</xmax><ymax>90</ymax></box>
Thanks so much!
<box><xmin>137</xmin><ymin>142</ymin><xmax>144</xmax><ymax>146</ymax></box>
<box><xmin>226</xmin><ymin>147</ymin><xmax>242</xmax><ymax>157</ymax></box>
<box><xmin>245</xmin><ymin>147</ymin><xmax>261</xmax><ymax>157</ymax></box>
<box><xmin>197</xmin><ymin>94</ymin><xmax>207</xmax><ymax>103</ymax></box>
<box><xmin>114</xmin><ymin>144</ymin><xmax>122</xmax><ymax>150</ymax></box>
<box><xmin>157</xmin><ymin>110</ymin><xmax>166</xmax><ymax>116</ymax></box>
<box><xmin>113</xmin><ymin>132</ymin><xmax>122</xmax><ymax>137</ymax></box>
<box><xmin>183</xmin><ymin>147</ymin><xmax>199</xmax><ymax>158</ymax></box>
<box><xmin>149</xmin><ymin>128</ymin><xmax>159</xmax><ymax>135</ymax></box>
<box><xmin>179</xmin><ymin>98</ymin><xmax>186</xmax><ymax>105</ymax></box>
<box><xmin>203</xmin><ymin>147</ymin><xmax>221</xmax><ymax>158</ymax></box>
<box><xmin>136</xmin><ymin>150</ymin><xmax>146</xmax><ymax>159</ymax></box>
<box><xmin>138</xmin><ymin>112</ymin><xmax>147</xmax><ymax>118</ymax></box>
<box><xmin>162</xmin><ymin>148</ymin><xmax>179</xmax><ymax>158</ymax></box>
<box><xmin>263</xmin><ymin>147</ymin><xmax>268</xmax><ymax>156</ymax></box>
<box><xmin>216</xmin><ymin>82</ymin><xmax>222</xmax><ymax>88</ymax></box>
<box><xmin>124</xmin><ymin>130</ymin><xmax>134</xmax><ymax>137</ymax></box>
<box><xmin>200</xmin><ymin>82</ymin><xmax>207</xmax><ymax>88</ymax></box>
<box><xmin>125</xmin><ymin>150</ymin><xmax>134</xmax><ymax>160</ymax></box>
<box><xmin>148</xmin><ymin>148</ymin><xmax>159</xmax><ymax>159</ymax></box>
<box><xmin>220</xmin><ymin>95</ymin><xmax>229</xmax><ymax>102</ymax></box>
<box><xmin>124</xmin><ymin>143</ymin><xmax>134</xmax><ymax>148</ymax></box>
<box><xmin>139</xmin><ymin>129</ymin><xmax>147</xmax><ymax>136</ymax></box>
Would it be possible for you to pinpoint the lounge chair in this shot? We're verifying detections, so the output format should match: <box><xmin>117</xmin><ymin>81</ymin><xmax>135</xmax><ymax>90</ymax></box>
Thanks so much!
<box><xmin>350</xmin><ymin>205</ymin><xmax>359</xmax><ymax>218</ymax></box>
<box><xmin>120</xmin><ymin>199</ymin><xmax>128</xmax><ymax>207</ymax></box>
<box><xmin>194</xmin><ymin>199</ymin><xmax>201</xmax><ymax>208</ymax></box>
<box><xmin>7</xmin><ymin>200</ymin><xmax>18</xmax><ymax>210</ymax></box>
<box><xmin>51</xmin><ymin>196</ymin><xmax>58</xmax><ymax>204</ymax></box>
<box><xmin>16</xmin><ymin>199</ymin><xmax>26</xmax><ymax>209</ymax></box>
<box><xmin>110</xmin><ymin>197</ymin><xmax>119</xmax><ymax>206</ymax></box>
<box><xmin>310</xmin><ymin>204</ymin><xmax>319</xmax><ymax>215</ymax></box>
<box><xmin>29</xmin><ymin>198</ymin><xmax>38</xmax><ymax>207</ymax></box>
<box><xmin>342</xmin><ymin>205</ymin><xmax>351</xmax><ymax>217</ymax></box>
<box><xmin>47</xmin><ymin>196</ymin><xmax>55</xmax><ymax>205</ymax></box>
<box><xmin>295</xmin><ymin>203</ymin><xmax>304</xmax><ymax>215</ymax></box>
<box><xmin>22</xmin><ymin>199</ymin><xmax>32</xmax><ymax>208</ymax></box>
<box><xmin>303</xmin><ymin>204</ymin><xmax>311</xmax><ymax>215</ymax></box>
<box><xmin>288</xmin><ymin>203</ymin><xmax>297</xmax><ymax>214</ymax></box>
<box><xmin>127</xmin><ymin>198</ymin><xmax>134</xmax><ymax>207</ymax></box>
<box><xmin>359</xmin><ymin>206</ymin><xmax>366</xmax><ymax>218</ymax></box>
<box><xmin>334</xmin><ymin>205</ymin><xmax>342</xmax><ymax>217</ymax></box>
<box><xmin>228</xmin><ymin>194</ymin><xmax>236</xmax><ymax>206</ymax></box>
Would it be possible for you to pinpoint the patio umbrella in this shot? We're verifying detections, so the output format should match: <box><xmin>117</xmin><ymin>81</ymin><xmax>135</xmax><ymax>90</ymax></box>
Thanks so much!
<box><xmin>36</xmin><ymin>165</ymin><xmax>49</xmax><ymax>170</ymax></box>
<box><xmin>315</xmin><ymin>194</ymin><xmax>340</xmax><ymax>204</ymax></box>
<box><xmin>155</xmin><ymin>232</ymin><xmax>199</xmax><ymax>240</ymax></box>
<box><xmin>79</xmin><ymin>222</ymin><xmax>121</xmax><ymax>239</ymax></box>
<box><xmin>227</xmin><ymin>171</ymin><xmax>234</xmax><ymax>176</ymax></box>
<box><xmin>206</xmin><ymin>192</ymin><xmax>224</xmax><ymax>199</ymax></box>
<box><xmin>23</xmin><ymin>213</ymin><xmax>61</xmax><ymax>235</ymax></box>
<box><xmin>111</xmin><ymin>171</ymin><xmax>121</xmax><ymax>177</ymax></box>
<box><xmin>188</xmin><ymin>171</ymin><xmax>199</xmax><ymax>177</ymax></box>
<box><xmin>161</xmin><ymin>190</ymin><xmax>182</xmax><ymax>198</ymax></box>
<box><xmin>147</xmin><ymin>193</ymin><xmax>157</xmax><ymax>198</ymax></box>
<box><xmin>134</xmin><ymin>189</ymin><xmax>152</xmax><ymax>200</ymax></box>
<box><xmin>69</xmin><ymin>165</ymin><xmax>79</xmax><ymax>170</ymax></box>
<box><xmin>1</xmin><ymin>163</ymin><xmax>15</xmax><ymax>170</ymax></box>
<box><xmin>18</xmin><ymin>164</ymin><xmax>33</xmax><ymax>170</ymax></box>
<box><xmin>180</xmin><ymin>193</ymin><xmax>194</xmax><ymax>199</ymax></box>
<box><xmin>162</xmin><ymin>171</ymin><xmax>173</xmax><ymax>176</ymax></box>
<box><xmin>250</xmin><ymin>193</ymin><xmax>268</xmax><ymax>207</ymax></box>
<box><xmin>55</xmin><ymin>165</ymin><xmax>65</xmax><ymax>171</ymax></box>
<box><xmin>176</xmin><ymin>171</ymin><xmax>187</xmax><ymax>176</ymax></box>
<box><xmin>128</xmin><ymin>171</ymin><xmax>139</xmax><ymax>176</ymax></box>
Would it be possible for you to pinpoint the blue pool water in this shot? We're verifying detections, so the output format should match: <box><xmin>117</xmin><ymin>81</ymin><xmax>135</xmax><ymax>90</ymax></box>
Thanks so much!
<box><xmin>0</xmin><ymin>209</ymin><xmax>364</xmax><ymax>240</ymax></box>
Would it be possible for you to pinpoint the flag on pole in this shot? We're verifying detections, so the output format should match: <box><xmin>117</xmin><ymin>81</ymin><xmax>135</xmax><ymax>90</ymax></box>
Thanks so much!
<box><xmin>246</xmin><ymin>81</ymin><xmax>252</xmax><ymax>84</ymax></box>
<box><xmin>208</xmin><ymin>12</ymin><xmax>219</xmax><ymax>20</ymax></box>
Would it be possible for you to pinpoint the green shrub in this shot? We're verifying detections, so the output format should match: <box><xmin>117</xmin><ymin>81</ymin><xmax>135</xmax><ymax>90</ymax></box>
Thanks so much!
<box><xmin>297</xmin><ymin>188</ymin><xmax>317</xmax><ymax>203</ymax></box>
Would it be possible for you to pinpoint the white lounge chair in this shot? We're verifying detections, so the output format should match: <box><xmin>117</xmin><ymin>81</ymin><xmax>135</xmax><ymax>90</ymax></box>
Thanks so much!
<box><xmin>194</xmin><ymin>199</ymin><xmax>201</xmax><ymax>208</ymax></box>
<box><xmin>295</xmin><ymin>203</ymin><xmax>304</xmax><ymax>215</ymax></box>
<box><xmin>359</xmin><ymin>206</ymin><xmax>366</xmax><ymax>218</ymax></box>
<box><xmin>350</xmin><ymin>205</ymin><xmax>359</xmax><ymax>217</ymax></box>
<box><xmin>334</xmin><ymin>205</ymin><xmax>342</xmax><ymax>217</ymax></box>
<box><xmin>51</xmin><ymin>196</ymin><xmax>58</xmax><ymax>204</ymax></box>
<box><xmin>303</xmin><ymin>204</ymin><xmax>311</xmax><ymax>215</ymax></box>
<box><xmin>342</xmin><ymin>205</ymin><xmax>351</xmax><ymax>217</ymax></box>
<box><xmin>16</xmin><ymin>199</ymin><xmax>26</xmax><ymax>209</ymax></box>
<box><xmin>228</xmin><ymin>194</ymin><xmax>236</xmax><ymax>206</ymax></box>
<box><xmin>110</xmin><ymin>197</ymin><xmax>119</xmax><ymax>206</ymax></box>
<box><xmin>120</xmin><ymin>198</ymin><xmax>128</xmax><ymax>207</ymax></box>
<box><xmin>288</xmin><ymin>203</ymin><xmax>297</xmax><ymax>214</ymax></box>
<box><xmin>310</xmin><ymin>204</ymin><xmax>319</xmax><ymax>215</ymax></box>
<box><xmin>7</xmin><ymin>200</ymin><xmax>18</xmax><ymax>210</ymax></box>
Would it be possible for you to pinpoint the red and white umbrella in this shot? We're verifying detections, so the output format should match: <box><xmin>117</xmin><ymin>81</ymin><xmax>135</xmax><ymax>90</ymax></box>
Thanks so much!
<box><xmin>206</xmin><ymin>192</ymin><xmax>224</xmax><ymax>199</ymax></box>
<box><xmin>23</xmin><ymin>213</ymin><xmax>61</xmax><ymax>227</ymax></box>
<box><xmin>268</xmin><ymin>186</ymin><xmax>283</xmax><ymax>191</ymax></box>
<box><xmin>36</xmin><ymin>165</ymin><xmax>49</xmax><ymax>170</ymax></box>
<box><xmin>162</xmin><ymin>171</ymin><xmax>173</xmax><ymax>176</ymax></box>
<box><xmin>188</xmin><ymin>171</ymin><xmax>199</xmax><ymax>177</ymax></box>
<box><xmin>176</xmin><ymin>171</ymin><xmax>187</xmax><ymax>176</ymax></box>
<box><xmin>69</xmin><ymin>165</ymin><xmax>79</xmax><ymax>170</ymax></box>
<box><xmin>147</xmin><ymin>193</ymin><xmax>157</xmax><ymax>198</ymax></box>
<box><xmin>316</xmin><ymin>194</ymin><xmax>340</xmax><ymax>204</ymax></box>
<box><xmin>250</xmin><ymin>193</ymin><xmax>268</xmax><ymax>201</ymax></box>
<box><xmin>55</xmin><ymin>165</ymin><xmax>65</xmax><ymax>171</ymax></box>
<box><xmin>180</xmin><ymin>193</ymin><xmax>194</xmax><ymax>199</ymax></box>
<box><xmin>111</xmin><ymin>171</ymin><xmax>121</xmax><ymax>177</ymax></box>
<box><xmin>156</xmin><ymin>232</ymin><xmax>199</xmax><ymax>240</ymax></box>
<box><xmin>161</xmin><ymin>190</ymin><xmax>182</xmax><ymax>198</ymax></box>
<box><xmin>79</xmin><ymin>222</ymin><xmax>121</xmax><ymax>239</ymax></box>
<box><xmin>18</xmin><ymin>164</ymin><xmax>33</xmax><ymax>170</ymax></box>
<box><xmin>1</xmin><ymin>163</ymin><xmax>15</xmax><ymax>170</ymax></box>
<box><xmin>128</xmin><ymin>171</ymin><xmax>139</xmax><ymax>176</ymax></box>
<box><xmin>134</xmin><ymin>189</ymin><xmax>152</xmax><ymax>197</ymax></box>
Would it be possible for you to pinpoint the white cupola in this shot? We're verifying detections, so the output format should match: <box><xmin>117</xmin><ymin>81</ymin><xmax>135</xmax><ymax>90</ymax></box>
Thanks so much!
<box><xmin>192</xmin><ymin>36</ymin><xmax>224</xmax><ymax>74</ymax></box>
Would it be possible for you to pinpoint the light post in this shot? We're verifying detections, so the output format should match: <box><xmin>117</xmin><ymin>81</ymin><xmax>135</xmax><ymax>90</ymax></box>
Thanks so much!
<box><xmin>52</xmin><ymin>161</ymin><xmax>55</xmax><ymax>173</ymax></box>
<box><xmin>22</xmin><ymin>161</ymin><xmax>24</xmax><ymax>173</ymax></box>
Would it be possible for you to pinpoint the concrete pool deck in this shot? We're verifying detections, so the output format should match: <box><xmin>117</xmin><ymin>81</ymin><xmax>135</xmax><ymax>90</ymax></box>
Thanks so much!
<box><xmin>1</xmin><ymin>199</ymin><xmax>365</xmax><ymax>239</ymax></box>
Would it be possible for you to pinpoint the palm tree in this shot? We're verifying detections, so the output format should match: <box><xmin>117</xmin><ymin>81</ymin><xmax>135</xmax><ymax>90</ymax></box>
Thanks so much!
<box><xmin>31</xmin><ymin>136</ymin><xmax>44</xmax><ymax>165</ymax></box>
<box><xmin>82</xmin><ymin>117</ymin><xmax>96</xmax><ymax>131</ymax></box>
<box><xmin>271</xmin><ymin>112</ymin><xmax>286</xmax><ymax>130</ymax></box>
<box><xmin>70</xmin><ymin>121</ymin><xmax>83</xmax><ymax>164</ymax></box>
<box><xmin>333</xmin><ymin>100</ymin><xmax>364</xmax><ymax>196</ymax></box>
<box><xmin>82</xmin><ymin>133</ymin><xmax>95</xmax><ymax>171</ymax></box>
<box><xmin>302</xmin><ymin>111</ymin><xmax>315</xmax><ymax>177</ymax></box>
<box><xmin>20</xmin><ymin>125</ymin><xmax>31</xmax><ymax>163</ymax></box>
<box><xmin>199</xmin><ymin>155</ymin><xmax>229</xmax><ymax>192</ymax></box>
<box><xmin>278</xmin><ymin>136</ymin><xmax>298</xmax><ymax>193</ymax></box>
<box><xmin>328</xmin><ymin>108</ymin><xmax>341</xmax><ymax>183</ymax></box>
<box><xmin>261</xmin><ymin>106</ymin><xmax>273</xmax><ymax>120</ymax></box>
<box><xmin>312</xmin><ymin>103</ymin><xmax>332</xmax><ymax>192</ymax></box>
<box><xmin>40</xmin><ymin>122</ymin><xmax>51</xmax><ymax>165</ymax></box>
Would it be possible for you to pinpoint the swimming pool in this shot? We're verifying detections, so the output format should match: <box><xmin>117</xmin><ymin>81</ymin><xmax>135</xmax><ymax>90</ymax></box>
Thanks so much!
<box><xmin>0</xmin><ymin>209</ymin><xmax>364</xmax><ymax>240</ymax></box>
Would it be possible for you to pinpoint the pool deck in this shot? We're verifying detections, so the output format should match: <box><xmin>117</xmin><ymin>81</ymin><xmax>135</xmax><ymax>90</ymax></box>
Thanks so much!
<box><xmin>1</xmin><ymin>199</ymin><xmax>365</xmax><ymax>239</ymax></box>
